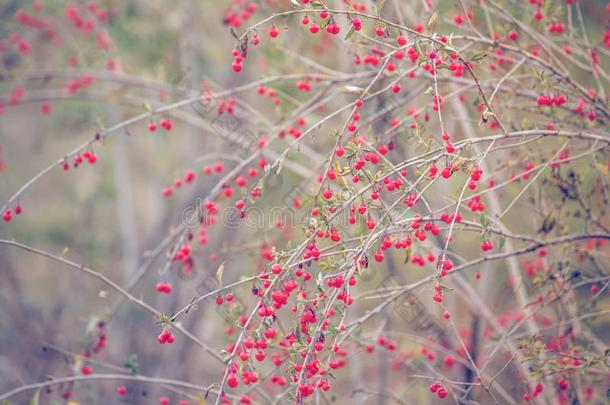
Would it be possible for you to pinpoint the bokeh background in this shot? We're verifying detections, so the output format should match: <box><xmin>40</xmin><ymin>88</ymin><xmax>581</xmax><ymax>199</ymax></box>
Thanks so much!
<box><xmin>1</xmin><ymin>1</ymin><xmax>609</xmax><ymax>404</ymax></box>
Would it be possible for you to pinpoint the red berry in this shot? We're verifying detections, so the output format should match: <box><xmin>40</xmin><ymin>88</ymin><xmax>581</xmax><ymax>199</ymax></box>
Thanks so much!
<box><xmin>227</xmin><ymin>373</ymin><xmax>239</xmax><ymax>388</ymax></box>
<box><xmin>160</xmin><ymin>119</ymin><xmax>172</xmax><ymax>131</ymax></box>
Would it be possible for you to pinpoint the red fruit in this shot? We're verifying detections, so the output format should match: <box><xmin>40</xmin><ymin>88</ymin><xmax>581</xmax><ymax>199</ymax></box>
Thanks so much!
<box><xmin>309</xmin><ymin>23</ymin><xmax>320</xmax><ymax>34</ymax></box>
<box><xmin>227</xmin><ymin>373</ymin><xmax>239</xmax><ymax>388</ymax></box>
<box><xmin>185</xmin><ymin>170</ymin><xmax>196</xmax><ymax>183</ymax></box>
<box><xmin>558</xmin><ymin>379</ymin><xmax>568</xmax><ymax>390</ymax></box>
<box><xmin>216</xmin><ymin>295</ymin><xmax>224</xmax><ymax>305</ymax></box>
<box><xmin>117</xmin><ymin>386</ymin><xmax>127</xmax><ymax>396</ymax></box>
<box><xmin>326</xmin><ymin>23</ymin><xmax>340</xmax><ymax>35</ymax></box>
<box><xmin>148</xmin><ymin>122</ymin><xmax>157</xmax><ymax>132</ymax></box>
<box><xmin>374</xmin><ymin>251</ymin><xmax>384</xmax><ymax>262</ymax></box>
<box><xmin>441</xmin><ymin>166</ymin><xmax>452</xmax><ymax>179</ymax></box>
<box><xmin>269</xmin><ymin>26</ymin><xmax>279</xmax><ymax>38</ymax></box>
<box><xmin>375</xmin><ymin>26</ymin><xmax>385</xmax><ymax>37</ymax></box>
<box><xmin>508</xmin><ymin>30</ymin><xmax>518</xmax><ymax>41</ymax></box>
<box><xmin>156</xmin><ymin>282</ymin><xmax>172</xmax><ymax>294</ymax></box>
<box><xmin>397</xmin><ymin>35</ymin><xmax>407</xmax><ymax>46</ymax></box>
<box><xmin>271</xmin><ymin>263</ymin><xmax>282</xmax><ymax>275</ymax></box>
<box><xmin>3</xmin><ymin>210</ymin><xmax>12</xmax><ymax>222</ymax></box>
<box><xmin>160</xmin><ymin>119</ymin><xmax>172</xmax><ymax>131</ymax></box>
<box><xmin>323</xmin><ymin>189</ymin><xmax>333</xmax><ymax>200</ymax></box>
<box><xmin>160</xmin><ymin>397</ymin><xmax>169</xmax><ymax>405</ymax></box>
<box><xmin>81</xmin><ymin>364</ymin><xmax>93</xmax><ymax>375</ymax></box>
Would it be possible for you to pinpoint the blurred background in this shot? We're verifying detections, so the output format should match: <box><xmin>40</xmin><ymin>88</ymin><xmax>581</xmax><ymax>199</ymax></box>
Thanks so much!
<box><xmin>0</xmin><ymin>0</ymin><xmax>609</xmax><ymax>404</ymax></box>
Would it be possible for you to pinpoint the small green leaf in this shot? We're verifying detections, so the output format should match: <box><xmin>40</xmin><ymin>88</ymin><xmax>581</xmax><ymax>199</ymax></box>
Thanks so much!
<box><xmin>539</xmin><ymin>213</ymin><xmax>556</xmax><ymax>234</ymax></box>
<box><xmin>344</xmin><ymin>25</ymin><xmax>356</xmax><ymax>40</ymax></box>
<box><xmin>498</xmin><ymin>236</ymin><xmax>506</xmax><ymax>251</ymax></box>
<box><xmin>124</xmin><ymin>353</ymin><xmax>139</xmax><ymax>375</ymax></box>
<box><xmin>30</xmin><ymin>390</ymin><xmax>40</xmax><ymax>405</ymax></box>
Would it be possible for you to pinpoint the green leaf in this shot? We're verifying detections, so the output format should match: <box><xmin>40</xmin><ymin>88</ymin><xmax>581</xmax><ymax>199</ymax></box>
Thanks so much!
<box><xmin>539</xmin><ymin>213</ymin><xmax>556</xmax><ymax>234</ymax></box>
<box><xmin>344</xmin><ymin>25</ymin><xmax>356</xmax><ymax>40</ymax></box>
<box><xmin>375</xmin><ymin>0</ymin><xmax>387</xmax><ymax>15</ymax></box>
<box><xmin>471</xmin><ymin>52</ymin><xmax>488</xmax><ymax>62</ymax></box>
<box><xmin>30</xmin><ymin>390</ymin><xmax>40</xmax><ymax>405</ymax></box>
<box><xmin>479</xmin><ymin>213</ymin><xmax>489</xmax><ymax>227</ymax></box>
<box><xmin>404</xmin><ymin>246</ymin><xmax>412</xmax><ymax>264</ymax></box>
<box><xmin>124</xmin><ymin>353</ymin><xmax>139</xmax><ymax>375</ymax></box>
<box><xmin>498</xmin><ymin>236</ymin><xmax>506</xmax><ymax>251</ymax></box>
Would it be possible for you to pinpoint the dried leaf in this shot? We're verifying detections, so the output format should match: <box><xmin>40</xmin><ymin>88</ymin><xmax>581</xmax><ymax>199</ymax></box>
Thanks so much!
<box><xmin>216</xmin><ymin>261</ymin><xmax>225</xmax><ymax>286</ymax></box>
<box><xmin>427</xmin><ymin>11</ymin><xmax>439</xmax><ymax>31</ymax></box>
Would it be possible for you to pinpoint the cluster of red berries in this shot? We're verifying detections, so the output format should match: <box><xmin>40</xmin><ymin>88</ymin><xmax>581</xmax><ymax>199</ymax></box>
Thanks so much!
<box><xmin>65</xmin><ymin>2</ymin><xmax>108</xmax><ymax>33</ymax></box>
<box><xmin>429</xmin><ymin>382</ymin><xmax>448</xmax><ymax>399</ymax></box>
<box><xmin>480</xmin><ymin>240</ymin><xmax>494</xmax><ymax>252</ymax></box>
<box><xmin>537</xmin><ymin>94</ymin><xmax>567</xmax><ymax>107</ymax></box>
<box><xmin>574</xmin><ymin>98</ymin><xmax>597</xmax><ymax>121</ymax></box>
<box><xmin>157</xmin><ymin>329</ymin><xmax>175</xmax><ymax>344</ymax></box>
<box><xmin>547</xmin><ymin>23</ymin><xmax>565</xmax><ymax>34</ymax></box>
<box><xmin>67</xmin><ymin>75</ymin><xmax>95</xmax><ymax>93</ymax></box>
<box><xmin>8</xmin><ymin>87</ymin><xmax>25</xmax><ymax>105</ymax></box>
<box><xmin>148</xmin><ymin>118</ymin><xmax>173</xmax><ymax>132</ymax></box>
<box><xmin>3</xmin><ymin>204</ymin><xmax>22</xmax><ymax>222</ymax></box>
<box><xmin>156</xmin><ymin>282</ymin><xmax>172</xmax><ymax>294</ymax></box>
<box><xmin>222</xmin><ymin>1</ymin><xmax>257</xmax><ymax>28</ymax></box>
